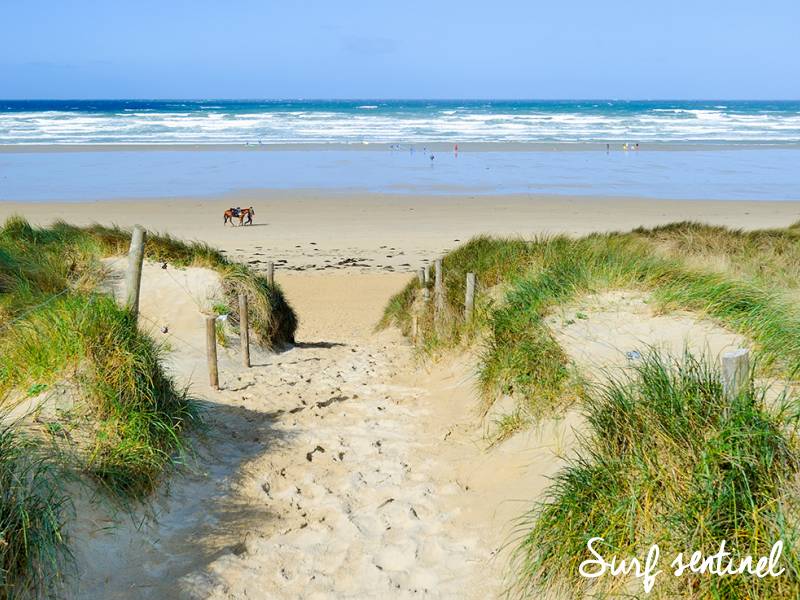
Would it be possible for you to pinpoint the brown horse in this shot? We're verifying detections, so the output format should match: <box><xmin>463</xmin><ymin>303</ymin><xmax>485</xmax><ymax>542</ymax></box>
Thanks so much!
<box><xmin>223</xmin><ymin>207</ymin><xmax>255</xmax><ymax>226</ymax></box>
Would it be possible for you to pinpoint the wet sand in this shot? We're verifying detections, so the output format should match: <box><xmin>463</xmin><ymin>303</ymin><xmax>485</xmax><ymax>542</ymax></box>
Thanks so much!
<box><xmin>2</xmin><ymin>191</ymin><xmax>799</xmax><ymax>275</ymax></box>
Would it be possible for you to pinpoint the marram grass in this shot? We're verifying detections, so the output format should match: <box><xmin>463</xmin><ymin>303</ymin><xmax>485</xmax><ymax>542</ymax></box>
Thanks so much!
<box><xmin>0</xmin><ymin>216</ymin><xmax>297</xmax><ymax>596</ymax></box>
<box><xmin>382</xmin><ymin>226</ymin><xmax>800</xmax><ymax>430</ymax></box>
<box><xmin>509</xmin><ymin>352</ymin><xmax>800</xmax><ymax>599</ymax></box>
<box><xmin>0</xmin><ymin>420</ymin><xmax>71</xmax><ymax>600</ymax></box>
<box><xmin>381</xmin><ymin>222</ymin><xmax>800</xmax><ymax>598</ymax></box>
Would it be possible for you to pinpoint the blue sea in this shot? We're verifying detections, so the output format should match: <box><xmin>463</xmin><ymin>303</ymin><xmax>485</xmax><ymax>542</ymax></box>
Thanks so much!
<box><xmin>1</xmin><ymin>100</ymin><xmax>799</xmax><ymax>201</ymax></box>
<box><xmin>2</xmin><ymin>100</ymin><xmax>800</xmax><ymax>145</ymax></box>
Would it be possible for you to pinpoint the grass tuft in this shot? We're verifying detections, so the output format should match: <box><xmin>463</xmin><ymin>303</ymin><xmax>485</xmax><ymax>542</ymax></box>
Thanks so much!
<box><xmin>510</xmin><ymin>351</ymin><xmax>800</xmax><ymax>599</ymax></box>
<box><xmin>0</xmin><ymin>419</ymin><xmax>71</xmax><ymax>599</ymax></box>
<box><xmin>383</xmin><ymin>228</ymin><xmax>800</xmax><ymax>432</ymax></box>
<box><xmin>0</xmin><ymin>216</ymin><xmax>296</xmax><ymax>594</ymax></box>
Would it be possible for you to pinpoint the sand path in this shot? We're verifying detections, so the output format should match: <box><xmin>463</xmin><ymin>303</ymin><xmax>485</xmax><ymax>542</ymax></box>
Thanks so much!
<box><xmin>73</xmin><ymin>270</ymin><xmax>539</xmax><ymax>599</ymax></box>
<box><xmin>68</xmin><ymin>260</ymin><xmax>754</xmax><ymax>600</ymax></box>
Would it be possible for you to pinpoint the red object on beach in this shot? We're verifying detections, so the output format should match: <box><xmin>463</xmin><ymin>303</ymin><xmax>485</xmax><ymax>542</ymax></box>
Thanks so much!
<box><xmin>454</xmin><ymin>144</ymin><xmax>459</xmax><ymax>154</ymax></box>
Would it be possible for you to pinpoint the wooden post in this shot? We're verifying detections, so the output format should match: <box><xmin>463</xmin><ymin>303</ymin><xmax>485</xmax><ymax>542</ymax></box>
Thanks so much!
<box><xmin>434</xmin><ymin>259</ymin><xmax>444</xmax><ymax>313</ymax></box>
<box><xmin>206</xmin><ymin>315</ymin><xmax>219</xmax><ymax>389</ymax></box>
<box><xmin>124</xmin><ymin>225</ymin><xmax>146</xmax><ymax>321</ymax></box>
<box><xmin>239</xmin><ymin>293</ymin><xmax>250</xmax><ymax>368</ymax></box>
<box><xmin>722</xmin><ymin>348</ymin><xmax>750</xmax><ymax>401</ymax></box>
<box><xmin>465</xmin><ymin>272</ymin><xmax>476</xmax><ymax>321</ymax></box>
<box><xmin>267</xmin><ymin>261</ymin><xmax>275</xmax><ymax>286</ymax></box>
<box><xmin>418</xmin><ymin>267</ymin><xmax>425</xmax><ymax>286</ymax></box>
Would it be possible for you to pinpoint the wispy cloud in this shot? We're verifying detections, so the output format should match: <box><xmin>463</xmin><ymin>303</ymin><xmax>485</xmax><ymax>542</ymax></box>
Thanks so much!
<box><xmin>341</xmin><ymin>35</ymin><xmax>397</xmax><ymax>56</ymax></box>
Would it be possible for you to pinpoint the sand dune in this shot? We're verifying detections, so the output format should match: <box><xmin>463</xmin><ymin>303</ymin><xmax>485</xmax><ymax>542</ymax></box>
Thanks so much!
<box><xmin>60</xmin><ymin>252</ymin><xmax>762</xmax><ymax>599</ymax></box>
<box><xmin>48</xmin><ymin>198</ymin><xmax>776</xmax><ymax>598</ymax></box>
<box><xmin>72</xmin><ymin>265</ymin><xmax>577</xmax><ymax>599</ymax></box>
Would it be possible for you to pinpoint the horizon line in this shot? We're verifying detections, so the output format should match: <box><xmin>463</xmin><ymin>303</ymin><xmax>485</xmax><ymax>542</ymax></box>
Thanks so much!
<box><xmin>2</xmin><ymin>97</ymin><xmax>800</xmax><ymax>103</ymax></box>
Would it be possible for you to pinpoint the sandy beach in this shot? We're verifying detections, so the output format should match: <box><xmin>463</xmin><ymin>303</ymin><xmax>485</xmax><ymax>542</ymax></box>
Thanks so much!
<box><xmin>4</xmin><ymin>0</ymin><xmax>799</xmax><ymax>595</ymax></box>
<box><xmin>3</xmin><ymin>192</ymin><xmax>799</xmax><ymax>275</ymax></box>
<box><xmin>61</xmin><ymin>219</ymin><xmax>755</xmax><ymax>598</ymax></box>
<box><xmin>4</xmin><ymin>190</ymin><xmax>796</xmax><ymax>597</ymax></box>
<box><xmin>66</xmin><ymin>260</ymin><xmax>576</xmax><ymax>598</ymax></box>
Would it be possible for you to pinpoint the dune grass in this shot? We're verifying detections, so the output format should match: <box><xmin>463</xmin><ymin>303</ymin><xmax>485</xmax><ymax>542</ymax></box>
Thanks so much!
<box><xmin>34</xmin><ymin>220</ymin><xmax>297</xmax><ymax>349</ymax></box>
<box><xmin>0</xmin><ymin>293</ymin><xmax>198</xmax><ymax>498</ymax></box>
<box><xmin>382</xmin><ymin>226</ymin><xmax>800</xmax><ymax>427</ymax></box>
<box><xmin>0</xmin><ymin>421</ymin><xmax>71</xmax><ymax>600</ymax></box>
<box><xmin>0</xmin><ymin>216</ymin><xmax>297</xmax><ymax>595</ymax></box>
<box><xmin>510</xmin><ymin>352</ymin><xmax>800</xmax><ymax>599</ymax></box>
<box><xmin>636</xmin><ymin>220</ymin><xmax>800</xmax><ymax>295</ymax></box>
<box><xmin>381</xmin><ymin>221</ymin><xmax>800</xmax><ymax>598</ymax></box>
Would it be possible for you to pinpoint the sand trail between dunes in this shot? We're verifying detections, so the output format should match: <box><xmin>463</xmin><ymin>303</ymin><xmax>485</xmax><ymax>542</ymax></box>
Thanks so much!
<box><xmin>72</xmin><ymin>269</ymin><xmax>758</xmax><ymax>600</ymax></box>
<box><xmin>73</xmin><ymin>265</ymin><xmax>764</xmax><ymax>600</ymax></box>
<box><xmin>75</xmin><ymin>269</ymin><xmax>562</xmax><ymax>599</ymax></box>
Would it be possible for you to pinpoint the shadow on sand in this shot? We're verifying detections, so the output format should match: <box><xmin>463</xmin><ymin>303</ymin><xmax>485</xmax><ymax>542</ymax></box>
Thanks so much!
<box><xmin>71</xmin><ymin>398</ymin><xmax>296</xmax><ymax>599</ymax></box>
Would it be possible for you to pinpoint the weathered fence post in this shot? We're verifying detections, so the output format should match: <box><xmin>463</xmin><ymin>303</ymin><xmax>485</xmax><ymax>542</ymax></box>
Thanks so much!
<box><xmin>124</xmin><ymin>225</ymin><xmax>146</xmax><ymax>321</ymax></box>
<box><xmin>465</xmin><ymin>272</ymin><xmax>476</xmax><ymax>321</ymax></box>
<box><xmin>206</xmin><ymin>315</ymin><xmax>219</xmax><ymax>389</ymax></box>
<box><xmin>267</xmin><ymin>261</ymin><xmax>275</xmax><ymax>286</ymax></box>
<box><xmin>418</xmin><ymin>267</ymin><xmax>425</xmax><ymax>286</ymax></box>
<box><xmin>239</xmin><ymin>293</ymin><xmax>250</xmax><ymax>368</ymax></box>
<box><xmin>722</xmin><ymin>348</ymin><xmax>750</xmax><ymax>401</ymax></box>
<box><xmin>434</xmin><ymin>259</ymin><xmax>444</xmax><ymax>313</ymax></box>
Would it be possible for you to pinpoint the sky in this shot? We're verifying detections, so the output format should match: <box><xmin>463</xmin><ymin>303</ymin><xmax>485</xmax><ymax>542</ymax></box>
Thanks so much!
<box><xmin>1</xmin><ymin>0</ymin><xmax>798</xmax><ymax>99</ymax></box>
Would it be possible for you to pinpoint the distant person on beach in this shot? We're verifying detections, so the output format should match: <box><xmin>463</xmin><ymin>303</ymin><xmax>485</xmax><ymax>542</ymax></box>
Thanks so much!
<box><xmin>223</xmin><ymin>206</ymin><xmax>254</xmax><ymax>226</ymax></box>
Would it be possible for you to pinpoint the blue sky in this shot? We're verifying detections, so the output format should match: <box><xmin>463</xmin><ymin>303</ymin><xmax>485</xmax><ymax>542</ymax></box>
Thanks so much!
<box><xmin>2</xmin><ymin>0</ymin><xmax>798</xmax><ymax>99</ymax></box>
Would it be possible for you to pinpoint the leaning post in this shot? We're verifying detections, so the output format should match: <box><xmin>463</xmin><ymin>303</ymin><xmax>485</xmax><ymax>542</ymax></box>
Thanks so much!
<box><xmin>722</xmin><ymin>348</ymin><xmax>750</xmax><ymax>401</ymax></box>
<box><xmin>239</xmin><ymin>293</ymin><xmax>250</xmax><ymax>368</ymax></box>
<box><xmin>434</xmin><ymin>258</ymin><xmax>444</xmax><ymax>313</ymax></box>
<box><xmin>267</xmin><ymin>261</ymin><xmax>275</xmax><ymax>287</ymax></box>
<box><xmin>465</xmin><ymin>272</ymin><xmax>476</xmax><ymax>321</ymax></box>
<box><xmin>206</xmin><ymin>315</ymin><xmax>220</xmax><ymax>389</ymax></box>
<box><xmin>418</xmin><ymin>267</ymin><xmax>425</xmax><ymax>286</ymax></box>
<box><xmin>124</xmin><ymin>225</ymin><xmax>147</xmax><ymax>322</ymax></box>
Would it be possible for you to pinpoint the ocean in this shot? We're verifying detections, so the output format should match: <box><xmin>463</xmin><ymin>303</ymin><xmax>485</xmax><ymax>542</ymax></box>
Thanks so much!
<box><xmin>2</xmin><ymin>100</ymin><xmax>800</xmax><ymax>145</ymax></box>
<box><xmin>1</xmin><ymin>100</ymin><xmax>799</xmax><ymax>202</ymax></box>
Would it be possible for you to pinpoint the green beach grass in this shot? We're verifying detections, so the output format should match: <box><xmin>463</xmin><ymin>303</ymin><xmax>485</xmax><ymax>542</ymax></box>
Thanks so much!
<box><xmin>381</xmin><ymin>221</ymin><xmax>800</xmax><ymax>597</ymax></box>
<box><xmin>0</xmin><ymin>216</ymin><xmax>298</xmax><ymax>597</ymax></box>
<box><xmin>0</xmin><ymin>419</ymin><xmax>71</xmax><ymax>599</ymax></box>
<box><xmin>382</xmin><ymin>224</ymin><xmax>800</xmax><ymax>427</ymax></box>
<box><xmin>512</xmin><ymin>352</ymin><xmax>800</xmax><ymax>599</ymax></box>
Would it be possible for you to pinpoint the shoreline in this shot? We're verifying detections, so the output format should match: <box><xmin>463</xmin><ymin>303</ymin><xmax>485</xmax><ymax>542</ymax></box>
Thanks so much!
<box><xmin>2</xmin><ymin>191</ymin><xmax>798</xmax><ymax>274</ymax></box>
<box><xmin>3</xmin><ymin>141</ymin><xmax>800</xmax><ymax>153</ymax></box>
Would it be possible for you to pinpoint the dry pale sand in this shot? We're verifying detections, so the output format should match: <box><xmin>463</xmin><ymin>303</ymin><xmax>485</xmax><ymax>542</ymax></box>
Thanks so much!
<box><xmin>71</xmin><ymin>263</ymin><xmax>574</xmax><ymax>599</ymax></box>
<box><xmin>31</xmin><ymin>193</ymin><xmax>773</xmax><ymax>598</ymax></box>
<box><xmin>64</xmin><ymin>259</ymin><xmax>757</xmax><ymax>599</ymax></box>
<box><xmin>547</xmin><ymin>290</ymin><xmax>748</xmax><ymax>380</ymax></box>
<box><xmin>2</xmin><ymin>191</ymin><xmax>799</xmax><ymax>277</ymax></box>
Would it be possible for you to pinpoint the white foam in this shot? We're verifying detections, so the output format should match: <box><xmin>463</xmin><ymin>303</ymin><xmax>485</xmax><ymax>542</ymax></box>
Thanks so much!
<box><xmin>2</xmin><ymin>106</ymin><xmax>800</xmax><ymax>144</ymax></box>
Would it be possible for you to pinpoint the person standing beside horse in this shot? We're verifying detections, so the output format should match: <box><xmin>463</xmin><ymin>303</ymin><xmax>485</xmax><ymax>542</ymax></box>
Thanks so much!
<box><xmin>224</xmin><ymin>206</ymin><xmax>255</xmax><ymax>226</ymax></box>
